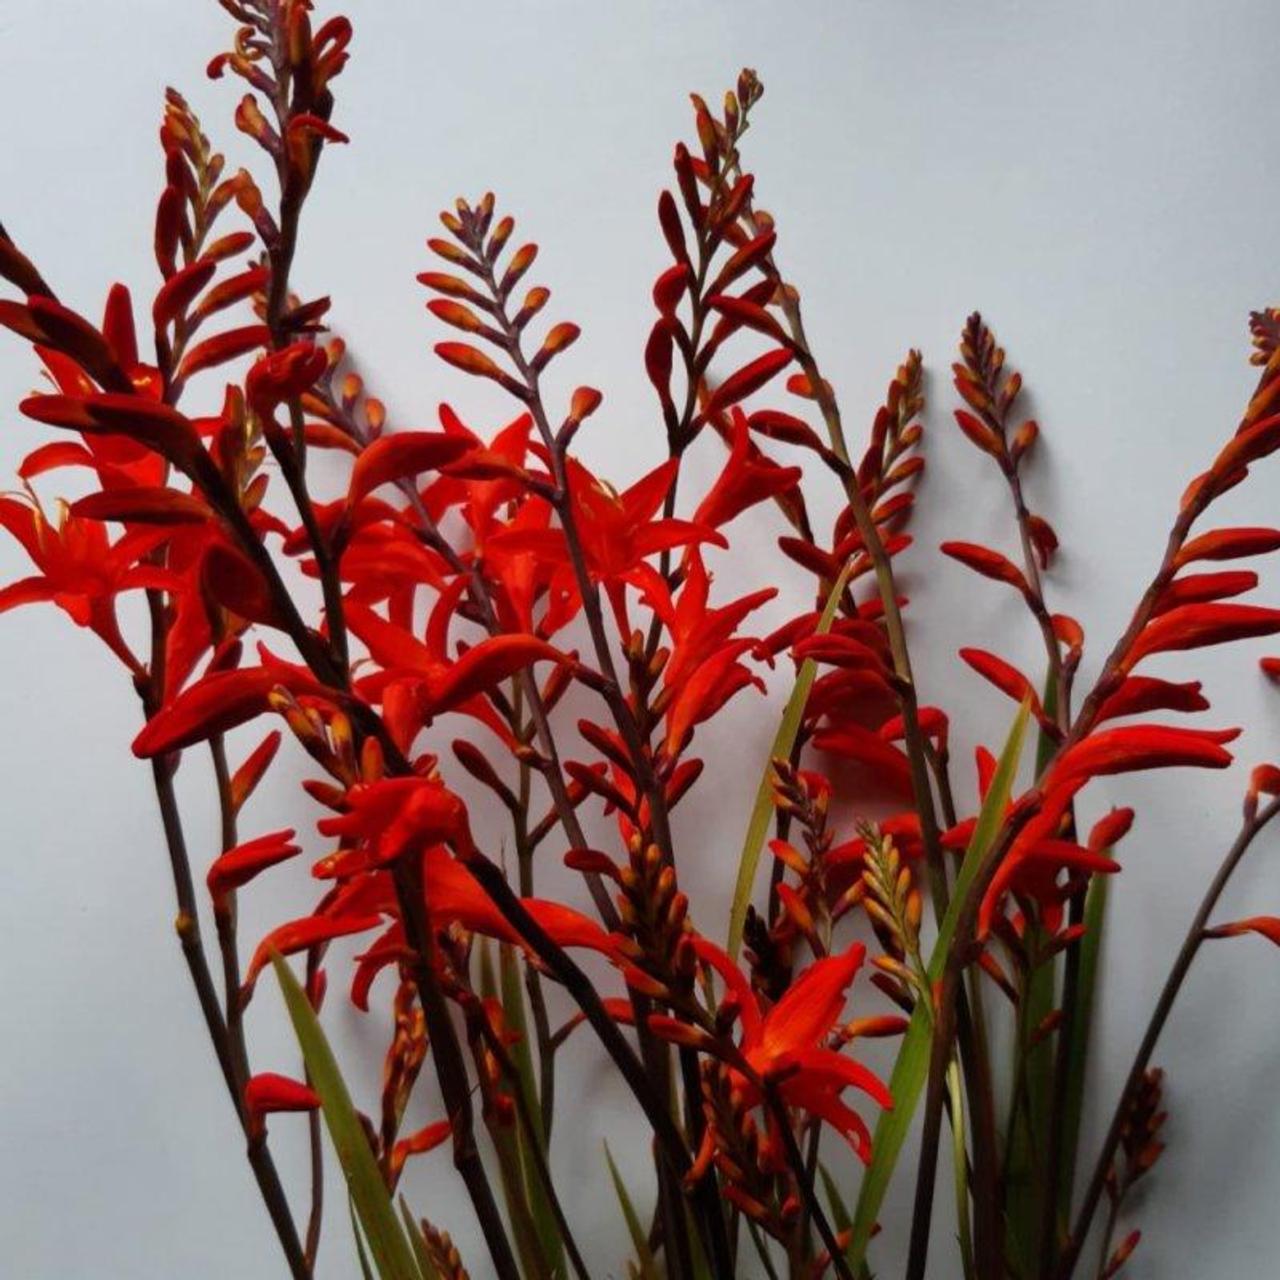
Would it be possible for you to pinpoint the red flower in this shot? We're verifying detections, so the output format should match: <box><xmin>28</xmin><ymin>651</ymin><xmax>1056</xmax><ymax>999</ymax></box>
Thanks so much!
<box><xmin>489</xmin><ymin>455</ymin><xmax>724</xmax><ymax>585</ymax></box>
<box><xmin>654</xmin><ymin>939</ymin><xmax>891</xmax><ymax>1164</ymax></box>
<box><xmin>0</xmin><ymin>495</ymin><xmax>173</xmax><ymax>669</ymax></box>
<box><xmin>316</xmin><ymin>776</ymin><xmax>477</xmax><ymax>868</ymax></box>
<box><xmin>207</xmin><ymin>829</ymin><xmax>302</xmax><ymax>908</ymax></box>
<box><xmin>244</xmin><ymin>1073</ymin><xmax>320</xmax><ymax>1133</ymax></box>
<box><xmin>692</xmin><ymin>408</ymin><xmax>802</xmax><ymax>531</ymax></box>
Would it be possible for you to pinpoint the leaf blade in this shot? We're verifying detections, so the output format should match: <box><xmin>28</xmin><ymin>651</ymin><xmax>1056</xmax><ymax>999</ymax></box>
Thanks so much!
<box><xmin>604</xmin><ymin>1140</ymin><xmax>659</xmax><ymax>1280</ymax></box>
<box><xmin>272</xmin><ymin>953</ymin><xmax>422</xmax><ymax>1280</ymax></box>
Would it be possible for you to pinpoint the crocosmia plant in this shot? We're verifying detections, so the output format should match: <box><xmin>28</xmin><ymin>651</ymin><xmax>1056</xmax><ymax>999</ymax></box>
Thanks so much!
<box><xmin>6</xmin><ymin>4</ymin><xmax>1280</xmax><ymax>1279</ymax></box>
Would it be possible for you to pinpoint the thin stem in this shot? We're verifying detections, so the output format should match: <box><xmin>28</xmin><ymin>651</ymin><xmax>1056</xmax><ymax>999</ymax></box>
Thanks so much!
<box><xmin>210</xmin><ymin>736</ymin><xmax>251</xmax><ymax>1087</ymax></box>
<box><xmin>1093</xmin><ymin>1196</ymin><xmax>1121</xmax><ymax>1280</ymax></box>
<box><xmin>391</xmin><ymin>857</ymin><xmax>522</xmax><ymax>1280</ymax></box>
<box><xmin>479</xmin><ymin>1014</ymin><xmax>592</xmax><ymax>1280</ymax></box>
<box><xmin>763</xmin><ymin>1088</ymin><xmax>854</xmax><ymax>1280</ymax></box>
<box><xmin>142</xmin><ymin>589</ymin><xmax>311</xmax><ymax>1280</ymax></box>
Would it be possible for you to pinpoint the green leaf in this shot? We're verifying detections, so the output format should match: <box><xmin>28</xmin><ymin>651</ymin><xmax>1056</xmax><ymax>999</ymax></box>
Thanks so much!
<box><xmin>500</xmin><ymin>942</ymin><xmax>564</xmax><ymax>1277</ymax></box>
<box><xmin>727</xmin><ymin>561</ymin><xmax>854</xmax><ymax>957</ymax></box>
<box><xmin>846</xmin><ymin>701</ymin><xmax>1030</xmax><ymax>1272</ymax></box>
<box><xmin>351</xmin><ymin>1194</ymin><xmax>378</xmax><ymax>1280</ymax></box>
<box><xmin>273</xmin><ymin>953</ymin><xmax>422</xmax><ymax>1280</ymax></box>
<box><xmin>1056</xmin><ymin>856</ymin><xmax>1111</xmax><ymax>1222</ymax></box>
<box><xmin>399</xmin><ymin>1197</ymin><xmax>443</xmax><ymax>1280</ymax></box>
<box><xmin>1006</xmin><ymin>674</ymin><xmax>1062</xmax><ymax>1275</ymax></box>
<box><xmin>818</xmin><ymin>1163</ymin><xmax>872</xmax><ymax>1280</ymax></box>
<box><xmin>477</xmin><ymin>942</ymin><xmax>553</xmax><ymax>1280</ymax></box>
<box><xmin>604</xmin><ymin>1140</ymin><xmax>659</xmax><ymax>1280</ymax></box>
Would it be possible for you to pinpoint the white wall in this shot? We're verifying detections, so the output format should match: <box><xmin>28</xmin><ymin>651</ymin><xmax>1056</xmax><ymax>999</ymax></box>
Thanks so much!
<box><xmin>2</xmin><ymin>1</ymin><xmax>1279</xmax><ymax>1276</ymax></box>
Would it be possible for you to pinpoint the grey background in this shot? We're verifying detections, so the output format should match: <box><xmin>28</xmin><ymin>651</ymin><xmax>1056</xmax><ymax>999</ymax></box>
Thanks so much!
<box><xmin>2</xmin><ymin>1</ymin><xmax>1279</xmax><ymax>1276</ymax></box>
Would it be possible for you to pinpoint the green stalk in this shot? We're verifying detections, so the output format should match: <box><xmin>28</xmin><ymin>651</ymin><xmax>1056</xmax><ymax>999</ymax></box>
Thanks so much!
<box><xmin>947</xmin><ymin>1060</ymin><xmax>976</xmax><ymax>1280</ymax></box>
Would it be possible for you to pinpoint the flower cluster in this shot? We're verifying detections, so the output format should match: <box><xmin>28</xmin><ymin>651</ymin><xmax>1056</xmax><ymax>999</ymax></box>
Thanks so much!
<box><xmin>4</xmin><ymin>6</ymin><xmax>1280</xmax><ymax>1280</ymax></box>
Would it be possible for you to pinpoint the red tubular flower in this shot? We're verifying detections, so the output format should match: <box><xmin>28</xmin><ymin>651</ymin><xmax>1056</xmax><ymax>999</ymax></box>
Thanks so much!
<box><xmin>811</xmin><ymin>722</ymin><xmax>914</xmax><ymax>795</ymax></box>
<box><xmin>958</xmin><ymin>647</ymin><xmax>1050</xmax><ymax>727</ymax></box>
<box><xmin>344</xmin><ymin>601</ymin><xmax>567</xmax><ymax>747</ymax></box>
<box><xmin>940</xmin><ymin>540</ymin><xmax>1029</xmax><ymax>593</ymax></box>
<box><xmin>1203</xmin><ymin>917</ymin><xmax>1280</xmax><ymax>946</ymax></box>
<box><xmin>1172</xmin><ymin>526</ymin><xmax>1280</xmax><ymax>568</ymax></box>
<box><xmin>389</xmin><ymin>1120</ymin><xmax>453</xmax><ymax>1180</ymax></box>
<box><xmin>419</xmin><ymin>846</ymin><xmax>615</xmax><ymax>957</ymax></box>
<box><xmin>207</xmin><ymin>829</ymin><xmax>302</xmax><ymax>908</ymax></box>
<box><xmin>347</xmin><ymin>430</ymin><xmax>474</xmax><ymax>505</ymax></box>
<box><xmin>1044</xmin><ymin>724</ymin><xmax>1238</xmax><ymax>790</ymax></box>
<box><xmin>703</xmin><ymin>349</ymin><xmax>794</xmax><ymax>418</ymax></box>
<box><xmin>244</xmin><ymin>1073</ymin><xmax>320</xmax><ymax>1132</ymax></box>
<box><xmin>1152</xmin><ymin>569</ymin><xmax>1258</xmax><ymax>614</ymax></box>
<box><xmin>132</xmin><ymin>658</ymin><xmax>333</xmax><ymax>757</ymax></box>
<box><xmin>1095</xmin><ymin>676</ymin><xmax>1210</xmax><ymax>721</ymax></box>
<box><xmin>1122</xmin><ymin>602</ymin><xmax>1280</xmax><ymax>670</ymax></box>
<box><xmin>20</xmin><ymin>390</ymin><xmax>209</xmax><ymax>477</ymax></box>
<box><xmin>244</xmin><ymin>913</ymin><xmax>384</xmax><ymax>994</ymax></box>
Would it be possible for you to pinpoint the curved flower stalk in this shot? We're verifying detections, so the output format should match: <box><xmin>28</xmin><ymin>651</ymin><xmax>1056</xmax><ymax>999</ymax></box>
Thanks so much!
<box><xmin>4</xmin><ymin>9</ymin><xmax>1280</xmax><ymax>1280</ymax></box>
